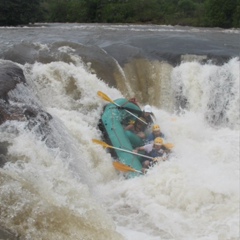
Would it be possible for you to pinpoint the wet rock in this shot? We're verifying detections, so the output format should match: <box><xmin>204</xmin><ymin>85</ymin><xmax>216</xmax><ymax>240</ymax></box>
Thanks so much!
<box><xmin>0</xmin><ymin>62</ymin><xmax>26</xmax><ymax>102</ymax></box>
<box><xmin>0</xmin><ymin>227</ymin><xmax>19</xmax><ymax>240</ymax></box>
<box><xmin>0</xmin><ymin>141</ymin><xmax>9</xmax><ymax>168</ymax></box>
<box><xmin>24</xmin><ymin>108</ymin><xmax>53</xmax><ymax>141</ymax></box>
<box><xmin>0</xmin><ymin>61</ymin><xmax>54</xmax><ymax>147</ymax></box>
<box><xmin>0</xmin><ymin>100</ymin><xmax>26</xmax><ymax>125</ymax></box>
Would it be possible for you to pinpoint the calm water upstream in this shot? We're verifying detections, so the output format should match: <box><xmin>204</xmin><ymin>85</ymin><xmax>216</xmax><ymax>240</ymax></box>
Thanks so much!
<box><xmin>0</xmin><ymin>23</ymin><xmax>239</xmax><ymax>240</ymax></box>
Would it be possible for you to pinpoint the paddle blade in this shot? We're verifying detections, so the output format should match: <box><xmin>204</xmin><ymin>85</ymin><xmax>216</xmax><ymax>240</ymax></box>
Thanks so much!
<box><xmin>97</xmin><ymin>91</ymin><xmax>114</xmax><ymax>103</ymax></box>
<box><xmin>164</xmin><ymin>143</ymin><xmax>174</xmax><ymax>149</ymax></box>
<box><xmin>92</xmin><ymin>139</ymin><xmax>112</xmax><ymax>149</ymax></box>
<box><xmin>113</xmin><ymin>161</ymin><xmax>142</xmax><ymax>173</ymax></box>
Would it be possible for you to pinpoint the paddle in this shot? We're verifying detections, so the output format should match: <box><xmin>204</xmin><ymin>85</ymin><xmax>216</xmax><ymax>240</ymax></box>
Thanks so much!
<box><xmin>97</xmin><ymin>91</ymin><xmax>147</xmax><ymax>125</ymax></box>
<box><xmin>92</xmin><ymin>139</ymin><xmax>155</xmax><ymax>160</ymax></box>
<box><xmin>113</xmin><ymin>161</ymin><xmax>142</xmax><ymax>174</ymax></box>
<box><xmin>93</xmin><ymin>138</ymin><xmax>173</xmax><ymax>152</ymax></box>
<box><xmin>164</xmin><ymin>143</ymin><xmax>174</xmax><ymax>149</ymax></box>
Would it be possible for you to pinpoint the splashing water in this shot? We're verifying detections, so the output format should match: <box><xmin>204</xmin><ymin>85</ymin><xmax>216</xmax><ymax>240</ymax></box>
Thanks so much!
<box><xmin>0</xmin><ymin>51</ymin><xmax>239</xmax><ymax>239</ymax></box>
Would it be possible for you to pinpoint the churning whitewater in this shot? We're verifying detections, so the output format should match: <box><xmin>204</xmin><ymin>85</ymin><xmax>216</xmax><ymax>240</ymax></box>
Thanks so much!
<box><xmin>0</xmin><ymin>24</ymin><xmax>239</xmax><ymax>240</ymax></box>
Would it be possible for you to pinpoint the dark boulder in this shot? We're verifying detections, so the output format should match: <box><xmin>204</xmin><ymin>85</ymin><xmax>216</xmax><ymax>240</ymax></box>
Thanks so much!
<box><xmin>0</xmin><ymin>62</ymin><xmax>26</xmax><ymax>102</ymax></box>
<box><xmin>0</xmin><ymin>61</ymin><xmax>54</xmax><ymax>166</ymax></box>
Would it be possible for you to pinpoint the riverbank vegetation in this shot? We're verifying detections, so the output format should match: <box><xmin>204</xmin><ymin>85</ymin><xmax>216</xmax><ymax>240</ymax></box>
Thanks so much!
<box><xmin>0</xmin><ymin>0</ymin><xmax>239</xmax><ymax>28</ymax></box>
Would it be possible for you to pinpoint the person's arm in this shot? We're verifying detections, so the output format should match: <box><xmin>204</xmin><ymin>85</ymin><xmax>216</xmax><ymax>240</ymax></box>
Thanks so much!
<box><xmin>133</xmin><ymin>146</ymin><xmax>145</xmax><ymax>152</ymax></box>
<box><xmin>125</xmin><ymin>124</ymin><xmax>134</xmax><ymax>131</ymax></box>
<box><xmin>150</xmin><ymin>146</ymin><xmax>169</xmax><ymax>162</ymax></box>
<box><xmin>158</xmin><ymin>146</ymin><xmax>171</xmax><ymax>161</ymax></box>
<box><xmin>147</xmin><ymin>133</ymin><xmax>153</xmax><ymax>141</ymax></box>
<box><xmin>137</xmin><ymin>132</ymin><xmax>146</xmax><ymax>139</ymax></box>
<box><xmin>162</xmin><ymin>145</ymin><xmax>171</xmax><ymax>154</ymax></box>
<box><xmin>134</xmin><ymin>143</ymin><xmax>152</xmax><ymax>153</ymax></box>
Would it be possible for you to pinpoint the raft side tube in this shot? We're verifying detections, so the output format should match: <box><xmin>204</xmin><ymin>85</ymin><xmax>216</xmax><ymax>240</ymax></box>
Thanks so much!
<box><xmin>100</xmin><ymin>98</ymin><xmax>144</xmax><ymax>176</ymax></box>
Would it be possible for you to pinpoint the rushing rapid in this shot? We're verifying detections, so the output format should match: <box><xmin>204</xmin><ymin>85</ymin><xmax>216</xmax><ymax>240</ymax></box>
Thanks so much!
<box><xmin>0</xmin><ymin>24</ymin><xmax>239</xmax><ymax>240</ymax></box>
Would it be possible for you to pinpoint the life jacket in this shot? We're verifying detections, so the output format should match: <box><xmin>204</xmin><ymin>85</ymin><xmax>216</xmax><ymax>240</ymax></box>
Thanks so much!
<box><xmin>148</xmin><ymin>147</ymin><xmax>164</xmax><ymax>158</ymax></box>
<box><xmin>147</xmin><ymin>132</ymin><xmax>165</xmax><ymax>142</ymax></box>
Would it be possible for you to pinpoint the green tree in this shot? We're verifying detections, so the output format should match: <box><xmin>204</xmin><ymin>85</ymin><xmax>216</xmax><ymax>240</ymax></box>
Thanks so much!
<box><xmin>178</xmin><ymin>0</ymin><xmax>196</xmax><ymax>17</ymax></box>
<box><xmin>80</xmin><ymin>0</ymin><xmax>104</xmax><ymax>22</ymax></box>
<box><xmin>232</xmin><ymin>0</ymin><xmax>240</xmax><ymax>27</ymax></box>
<box><xmin>0</xmin><ymin>0</ymin><xmax>42</xmax><ymax>26</ymax></box>
<box><xmin>101</xmin><ymin>2</ymin><xmax>131</xmax><ymax>23</ymax></box>
<box><xmin>66</xmin><ymin>0</ymin><xmax>87</xmax><ymax>22</ymax></box>
<box><xmin>204</xmin><ymin>0</ymin><xmax>238</xmax><ymax>28</ymax></box>
<box><xmin>12</xmin><ymin>0</ymin><xmax>238</xmax><ymax>28</ymax></box>
<box><xmin>130</xmin><ymin>0</ymin><xmax>163</xmax><ymax>23</ymax></box>
<box><xmin>46</xmin><ymin>0</ymin><xmax>69</xmax><ymax>22</ymax></box>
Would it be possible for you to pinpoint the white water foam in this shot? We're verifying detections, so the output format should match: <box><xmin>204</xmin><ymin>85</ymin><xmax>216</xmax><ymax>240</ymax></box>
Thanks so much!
<box><xmin>0</xmin><ymin>56</ymin><xmax>239</xmax><ymax>239</ymax></box>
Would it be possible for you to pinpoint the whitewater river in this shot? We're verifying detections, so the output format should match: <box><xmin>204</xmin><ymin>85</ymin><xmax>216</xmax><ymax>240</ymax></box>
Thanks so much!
<box><xmin>0</xmin><ymin>23</ymin><xmax>239</xmax><ymax>240</ymax></box>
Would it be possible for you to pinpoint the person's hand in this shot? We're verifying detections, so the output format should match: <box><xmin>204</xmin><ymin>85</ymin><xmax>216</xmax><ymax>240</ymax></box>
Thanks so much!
<box><xmin>137</xmin><ymin>132</ymin><xmax>146</xmax><ymax>138</ymax></box>
<box><xmin>162</xmin><ymin>156</ymin><xmax>168</xmax><ymax>161</ymax></box>
<box><xmin>153</xmin><ymin>157</ymin><xmax>162</xmax><ymax>162</ymax></box>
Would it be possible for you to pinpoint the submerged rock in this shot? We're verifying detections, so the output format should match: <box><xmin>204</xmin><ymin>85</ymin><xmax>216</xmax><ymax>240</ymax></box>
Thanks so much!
<box><xmin>0</xmin><ymin>227</ymin><xmax>19</xmax><ymax>240</ymax></box>
<box><xmin>0</xmin><ymin>61</ymin><xmax>26</xmax><ymax>102</ymax></box>
<box><xmin>0</xmin><ymin>61</ymin><xmax>54</xmax><ymax>166</ymax></box>
<box><xmin>0</xmin><ymin>141</ymin><xmax>9</xmax><ymax>168</ymax></box>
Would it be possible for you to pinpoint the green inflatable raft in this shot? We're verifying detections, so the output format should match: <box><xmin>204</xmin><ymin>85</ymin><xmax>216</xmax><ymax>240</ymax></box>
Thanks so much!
<box><xmin>99</xmin><ymin>98</ymin><xmax>145</xmax><ymax>177</ymax></box>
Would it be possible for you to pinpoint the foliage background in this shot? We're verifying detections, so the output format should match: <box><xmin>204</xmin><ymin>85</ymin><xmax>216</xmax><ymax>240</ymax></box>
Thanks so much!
<box><xmin>0</xmin><ymin>0</ymin><xmax>239</xmax><ymax>28</ymax></box>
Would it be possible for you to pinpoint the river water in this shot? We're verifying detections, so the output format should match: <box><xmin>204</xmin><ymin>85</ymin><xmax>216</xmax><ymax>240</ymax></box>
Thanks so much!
<box><xmin>0</xmin><ymin>23</ymin><xmax>239</xmax><ymax>240</ymax></box>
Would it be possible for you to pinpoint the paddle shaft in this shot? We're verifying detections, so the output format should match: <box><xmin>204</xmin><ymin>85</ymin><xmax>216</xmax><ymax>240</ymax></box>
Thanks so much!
<box><xmin>111</xmin><ymin>145</ymin><xmax>153</xmax><ymax>160</ymax></box>
<box><xmin>92</xmin><ymin>139</ymin><xmax>155</xmax><ymax>160</ymax></box>
<box><xmin>114</xmin><ymin>102</ymin><xmax>147</xmax><ymax>125</ymax></box>
<box><xmin>113</xmin><ymin>161</ymin><xmax>142</xmax><ymax>174</ymax></box>
<box><xmin>97</xmin><ymin>91</ymin><xmax>147</xmax><ymax>125</ymax></box>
